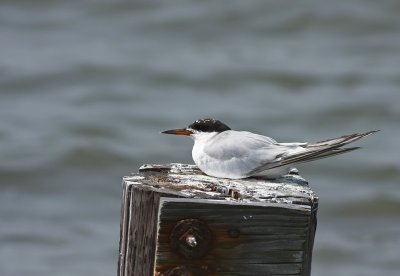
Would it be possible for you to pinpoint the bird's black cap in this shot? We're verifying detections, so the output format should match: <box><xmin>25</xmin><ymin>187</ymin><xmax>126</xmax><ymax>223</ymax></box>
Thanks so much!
<box><xmin>188</xmin><ymin>118</ymin><xmax>231</xmax><ymax>133</ymax></box>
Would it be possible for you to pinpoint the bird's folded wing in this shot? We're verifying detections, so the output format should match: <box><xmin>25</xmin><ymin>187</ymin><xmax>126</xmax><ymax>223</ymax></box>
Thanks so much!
<box><xmin>203</xmin><ymin>131</ymin><xmax>300</xmax><ymax>176</ymax></box>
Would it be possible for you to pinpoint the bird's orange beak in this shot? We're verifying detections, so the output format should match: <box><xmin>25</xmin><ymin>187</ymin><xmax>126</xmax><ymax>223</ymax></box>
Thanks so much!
<box><xmin>161</xmin><ymin>128</ymin><xmax>193</xmax><ymax>136</ymax></box>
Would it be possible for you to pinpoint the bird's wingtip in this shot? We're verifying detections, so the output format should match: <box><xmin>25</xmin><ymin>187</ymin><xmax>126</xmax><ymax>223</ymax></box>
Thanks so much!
<box><xmin>365</xmin><ymin>130</ymin><xmax>380</xmax><ymax>136</ymax></box>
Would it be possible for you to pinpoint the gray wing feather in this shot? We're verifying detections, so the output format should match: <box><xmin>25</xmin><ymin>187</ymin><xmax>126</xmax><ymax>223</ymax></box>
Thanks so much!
<box><xmin>248</xmin><ymin>130</ymin><xmax>379</xmax><ymax>175</ymax></box>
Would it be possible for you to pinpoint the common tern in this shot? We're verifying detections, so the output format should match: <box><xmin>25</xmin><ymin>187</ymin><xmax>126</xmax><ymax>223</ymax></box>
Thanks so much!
<box><xmin>162</xmin><ymin>118</ymin><xmax>378</xmax><ymax>179</ymax></box>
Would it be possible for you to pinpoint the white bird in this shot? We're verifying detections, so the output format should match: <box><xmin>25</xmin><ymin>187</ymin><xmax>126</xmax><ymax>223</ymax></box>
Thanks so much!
<box><xmin>162</xmin><ymin>118</ymin><xmax>378</xmax><ymax>179</ymax></box>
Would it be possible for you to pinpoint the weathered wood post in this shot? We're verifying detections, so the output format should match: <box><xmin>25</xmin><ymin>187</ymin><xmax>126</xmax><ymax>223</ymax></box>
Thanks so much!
<box><xmin>118</xmin><ymin>163</ymin><xmax>318</xmax><ymax>276</ymax></box>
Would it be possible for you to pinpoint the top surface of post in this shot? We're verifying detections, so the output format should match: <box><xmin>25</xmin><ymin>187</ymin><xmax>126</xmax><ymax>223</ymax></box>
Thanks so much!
<box><xmin>124</xmin><ymin>163</ymin><xmax>318</xmax><ymax>207</ymax></box>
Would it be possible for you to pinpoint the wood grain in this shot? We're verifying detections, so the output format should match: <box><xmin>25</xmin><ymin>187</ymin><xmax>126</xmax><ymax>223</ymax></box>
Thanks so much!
<box><xmin>118</xmin><ymin>163</ymin><xmax>318</xmax><ymax>276</ymax></box>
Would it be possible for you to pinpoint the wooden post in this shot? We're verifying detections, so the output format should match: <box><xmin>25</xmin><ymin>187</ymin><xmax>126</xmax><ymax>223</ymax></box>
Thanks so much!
<box><xmin>118</xmin><ymin>163</ymin><xmax>318</xmax><ymax>276</ymax></box>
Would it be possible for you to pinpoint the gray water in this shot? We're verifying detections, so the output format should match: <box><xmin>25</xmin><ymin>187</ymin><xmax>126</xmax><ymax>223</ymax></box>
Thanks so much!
<box><xmin>1</xmin><ymin>1</ymin><xmax>399</xmax><ymax>275</ymax></box>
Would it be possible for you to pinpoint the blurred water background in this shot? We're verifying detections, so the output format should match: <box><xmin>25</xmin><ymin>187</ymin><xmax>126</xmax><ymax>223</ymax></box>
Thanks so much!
<box><xmin>0</xmin><ymin>0</ymin><xmax>399</xmax><ymax>275</ymax></box>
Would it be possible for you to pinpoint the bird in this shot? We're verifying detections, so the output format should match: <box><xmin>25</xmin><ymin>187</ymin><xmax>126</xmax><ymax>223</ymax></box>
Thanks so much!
<box><xmin>161</xmin><ymin>118</ymin><xmax>378</xmax><ymax>179</ymax></box>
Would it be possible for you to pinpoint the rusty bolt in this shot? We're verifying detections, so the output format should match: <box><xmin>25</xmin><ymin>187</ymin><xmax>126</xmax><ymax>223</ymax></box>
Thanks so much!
<box><xmin>185</xmin><ymin>235</ymin><xmax>197</xmax><ymax>248</ymax></box>
<box><xmin>228</xmin><ymin>189</ymin><xmax>240</xmax><ymax>199</ymax></box>
<box><xmin>170</xmin><ymin>219</ymin><xmax>213</xmax><ymax>259</ymax></box>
